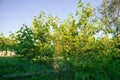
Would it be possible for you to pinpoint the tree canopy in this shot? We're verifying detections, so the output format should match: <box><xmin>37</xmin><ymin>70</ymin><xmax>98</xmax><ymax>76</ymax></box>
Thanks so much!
<box><xmin>0</xmin><ymin>0</ymin><xmax>120</xmax><ymax>80</ymax></box>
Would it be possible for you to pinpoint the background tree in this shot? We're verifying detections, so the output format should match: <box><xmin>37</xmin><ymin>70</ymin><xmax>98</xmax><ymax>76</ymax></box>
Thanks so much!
<box><xmin>107</xmin><ymin>0</ymin><xmax>120</xmax><ymax>36</ymax></box>
<box><xmin>0</xmin><ymin>33</ymin><xmax>14</xmax><ymax>53</ymax></box>
<box><xmin>99</xmin><ymin>0</ymin><xmax>120</xmax><ymax>37</ymax></box>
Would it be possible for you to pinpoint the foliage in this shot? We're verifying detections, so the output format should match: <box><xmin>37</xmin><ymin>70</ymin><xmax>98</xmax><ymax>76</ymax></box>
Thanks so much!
<box><xmin>0</xmin><ymin>33</ymin><xmax>16</xmax><ymax>53</ymax></box>
<box><xmin>0</xmin><ymin>0</ymin><xmax>120</xmax><ymax>80</ymax></box>
<box><xmin>13</xmin><ymin>24</ymin><xmax>38</xmax><ymax>59</ymax></box>
<box><xmin>98</xmin><ymin>0</ymin><xmax>120</xmax><ymax>37</ymax></box>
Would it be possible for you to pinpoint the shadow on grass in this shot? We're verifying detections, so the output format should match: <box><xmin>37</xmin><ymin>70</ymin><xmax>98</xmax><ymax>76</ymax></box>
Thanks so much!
<box><xmin>0</xmin><ymin>56</ymin><xmax>49</xmax><ymax>75</ymax></box>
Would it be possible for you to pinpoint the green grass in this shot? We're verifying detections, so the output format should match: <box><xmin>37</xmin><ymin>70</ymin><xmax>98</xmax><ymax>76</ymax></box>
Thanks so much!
<box><xmin>0</xmin><ymin>56</ymin><xmax>53</xmax><ymax>80</ymax></box>
<box><xmin>1</xmin><ymin>55</ymin><xmax>120</xmax><ymax>80</ymax></box>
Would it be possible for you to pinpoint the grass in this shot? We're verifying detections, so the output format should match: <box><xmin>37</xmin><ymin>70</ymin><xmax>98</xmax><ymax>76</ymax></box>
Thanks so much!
<box><xmin>0</xmin><ymin>56</ymin><xmax>53</xmax><ymax>80</ymax></box>
<box><xmin>1</xmin><ymin>54</ymin><xmax>120</xmax><ymax>80</ymax></box>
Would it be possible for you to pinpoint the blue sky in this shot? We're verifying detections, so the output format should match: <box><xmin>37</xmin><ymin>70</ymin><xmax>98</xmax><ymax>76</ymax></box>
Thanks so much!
<box><xmin>0</xmin><ymin>0</ymin><xmax>102</xmax><ymax>37</ymax></box>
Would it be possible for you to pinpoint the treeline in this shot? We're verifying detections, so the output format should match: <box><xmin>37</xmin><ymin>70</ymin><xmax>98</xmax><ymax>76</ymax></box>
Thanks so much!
<box><xmin>0</xmin><ymin>0</ymin><xmax>120</xmax><ymax>80</ymax></box>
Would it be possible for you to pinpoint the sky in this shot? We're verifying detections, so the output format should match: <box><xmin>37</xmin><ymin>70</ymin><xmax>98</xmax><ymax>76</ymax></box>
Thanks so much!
<box><xmin>0</xmin><ymin>0</ymin><xmax>102</xmax><ymax>37</ymax></box>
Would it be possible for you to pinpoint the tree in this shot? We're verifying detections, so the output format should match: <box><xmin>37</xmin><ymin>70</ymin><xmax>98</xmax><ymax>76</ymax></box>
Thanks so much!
<box><xmin>99</xmin><ymin>0</ymin><xmax>120</xmax><ymax>37</ymax></box>
<box><xmin>1</xmin><ymin>1</ymin><xmax>120</xmax><ymax>79</ymax></box>
<box><xmin>107</xmin><ymin>0</ymin><xmax>120</xmax><ymax>36</ymax></box>
<box><xmin>32</xmin><ymin>12</ymin><xmax>55</xmax><ymax>64</ymax></box>
<box><xmin>0</xmin><ymin>33</ymin><xmax>6</xmax><ymax>52</ymax></box>
<box><xmin>0</xmin><ymin>33</ymin><xmax>14</xmax><ymax>53</ymax></box>
<box><xmin>14</xmin><ymin>24</ymin><xmax>37</xmax><ymax>59</ymax></box>
<box><xmin>103</xmin><ymin>0</ymin><xmax>109</xmax><ymax>36</ymax></box>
